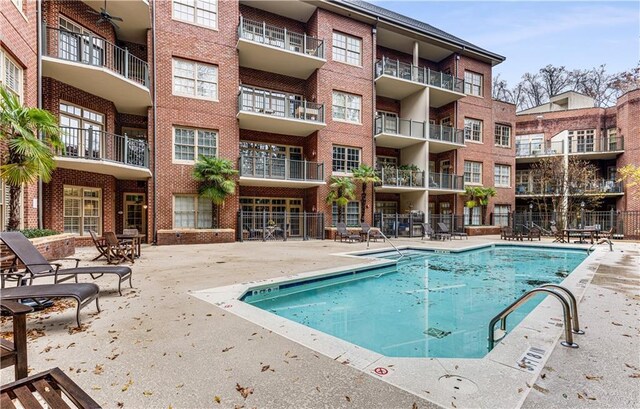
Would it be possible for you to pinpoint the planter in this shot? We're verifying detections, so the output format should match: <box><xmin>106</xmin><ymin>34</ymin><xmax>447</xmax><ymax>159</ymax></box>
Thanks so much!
<box><xmin>0</xmin><ymin>233</ymin><xmax>75</xmax><ymax>269</ymax></box>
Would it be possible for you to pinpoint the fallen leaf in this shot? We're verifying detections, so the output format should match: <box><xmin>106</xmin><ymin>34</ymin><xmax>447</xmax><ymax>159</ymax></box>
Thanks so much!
<box><xmin>143</xmin><ymin>391</ymin><xmax>153</xmax><ymax>396</ymax></box>
<box><xmin>222</xmin><ymin>346</ymin><xmax>235</xmax><ymax>353</ymax></box>
<box><xmin>629</xmin><ymin>373</ymin><xmax>640</xmax><ymax>378</ymax></box>
<box><xmin>235</xmin><ymin>383</ymin><xmax>253</xmax><ymax>400</ymax></box>
<box><xmin>122</xmin><ymin>379</ymin><xmax>133</xmax><ymax>392</ymax></box>
<box><xmin>577</xmin><ymin>393</ymin><xmax>584</xmax><ymax>400</ymax></box>
<box><xmin>345</xmin><ymin>396</ymin><xmax>351</xmax><ymax>402</ymax></box>
<box><xmin>116</xmin><ymin>402</ymin><xmax>124</xmax><ymax>408</ymax></box>
<box><xmin>93</xmin><ymin>364</ymin><xmax>104</xmax><ymax>375</ymax></box>
<box><xmin>585</xmin><ymin>375</ymin><xmax>602</xmax><ymax>381</ymax></box>
<box><xmin>261</xmin><ymin>365</ymin><xmax>270</xmax><ymax>372</ymax></box>
<box><xmin>611</xmin><ymin>322</ymin><xmax>622</xmax><ymax>326</ymax></box>
<box><xmin>412</xmin><ymin>403</ymin><xmax>418</xmax><ymax>409</ymax></box>
<box><xmin>214</xmin><ymin>396</ymin><xmax>221</xmax><ymax>404</ymax></box>
<box><xmin>176</xmin><ymin>383</ymin><xmax>184</xmax><ymax>388</ymax></box>
<box><xmin>541</xmin><ymin>373</ymin><xmax>546</xmax><ymax>379</ymax></box>
<box><xmin>91</xmin><ymin>386</ymin><xmax>102</xmax><ymax>390</ymax></box>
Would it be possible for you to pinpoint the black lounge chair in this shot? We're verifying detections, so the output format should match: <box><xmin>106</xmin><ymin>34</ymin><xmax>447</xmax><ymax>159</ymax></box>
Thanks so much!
<box><xmin>360</xmin><ymin>223</ymin><xmax>384</xmax><ymax>242</ymax></box>
<box><xmin>0</xmin><ymin>232</ymin><xmax>133</xmax><ymax>296</ymax></box>
<box><xmin>1</xmin><ymin>283</ymin><xmax>100</xmax><ymax>327</ymax></box>
<box><xmin>335</xmin><ymin>223</ymin><xmax>361</xmax><ymax>242</ymax></box>
<box><xmin>437</xmin><ymin>222</ymin><xmax>467</xmax><ymax>240</ymax></box>
<box><xmin>421</xmin><ymin>223</ymin><xmax>436</xmax><ymax>240</ymax></box>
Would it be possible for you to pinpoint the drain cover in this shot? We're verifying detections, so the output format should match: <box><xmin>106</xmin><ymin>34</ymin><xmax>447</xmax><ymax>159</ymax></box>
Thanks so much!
<box><xmin>438</xmin><ymin>375</ymin><xmax>478</xmax><ymax>395</ymax></box>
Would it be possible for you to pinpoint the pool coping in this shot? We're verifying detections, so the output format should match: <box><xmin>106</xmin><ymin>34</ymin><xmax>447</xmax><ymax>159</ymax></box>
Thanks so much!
<box><xmin>191</xmin><ymin>241</ymin><xmax>603</xmax><ymax>409</ymax></box>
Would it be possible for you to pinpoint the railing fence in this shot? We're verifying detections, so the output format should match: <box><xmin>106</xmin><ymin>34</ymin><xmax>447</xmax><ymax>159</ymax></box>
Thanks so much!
<box><xmin>237</xmin><ymin>211</ymin><xmax>324</xmax><ymax>241</ymax></box>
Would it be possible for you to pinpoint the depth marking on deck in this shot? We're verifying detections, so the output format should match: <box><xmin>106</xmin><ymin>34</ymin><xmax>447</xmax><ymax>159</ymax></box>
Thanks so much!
<box><xmin>517</xmin><ymin>346</ymin><xmax>546</xmax><ymax>372</ymax></box>
<box><xmin>372</xmin><ymin>367</ymin><xmax>392</xmax><ymax>376</ymax></box>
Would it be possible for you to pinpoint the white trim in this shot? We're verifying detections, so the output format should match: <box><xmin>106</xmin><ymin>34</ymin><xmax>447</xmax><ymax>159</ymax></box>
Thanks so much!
<box><xmin>172</xmin><ymin>57</ymin><xmax>219</xmax><ymax>101</ymax></box>
<box><xmin>172</xmin><ymin>0</ymin><xmax>218</xmax><ymax>30</ymax></box>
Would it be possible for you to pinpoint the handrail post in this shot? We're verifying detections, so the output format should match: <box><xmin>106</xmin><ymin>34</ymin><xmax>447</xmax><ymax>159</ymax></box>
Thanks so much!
<box><xmin>87</xmin><ymin>127</ymin><xmax>93</xmax><ymax>159</ymax></box>
<box><xmin>262</xmin><ymin>21</ymin><xmax>266</xmax><ymax>43</ymax></box>
<box><xmin>124</xmin><ymin>48</ymin><xmax>130</xmax><ymax>79</ymax></box>
<box><xmin>540</xmin><ymin>284</ymin><xmax>584</xmax><ymax>334</ymax></box>
<box><xmin>88</xmin><ymin>33</ymin><xmax>94</xmax><ymax>65</ymax></box>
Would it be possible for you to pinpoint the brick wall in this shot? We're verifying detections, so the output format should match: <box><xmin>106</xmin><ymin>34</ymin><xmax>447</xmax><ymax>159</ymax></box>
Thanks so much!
<box><xmin>615</xmin><ymin>89</ymin><xmax>640</xmax><ymax>211</ymax></box>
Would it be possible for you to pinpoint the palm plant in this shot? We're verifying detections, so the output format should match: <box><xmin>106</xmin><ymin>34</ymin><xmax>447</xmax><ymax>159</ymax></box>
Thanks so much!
<box><xmin>462</xmin><ymin>186</ymin><xmax>496</xmax><ymax>225</ymax></box>
<box><xmin>0</xmin><ymin>86</ymin><xmax>62</xmax><ymax>231</ymax></box>
<box><xmin>325</xmin><ymin>176</ymin><xmax>356</xmax><ymax>224</ymax></box>
<box><xmin>192</xmin><ymin>156</ymin><xmax>238</xmax><ymax>210</ymax></box>
<box><xmin>352</xmin><ymin>164</ymin><xmax>380</xmax><ymax>222</ymax></box>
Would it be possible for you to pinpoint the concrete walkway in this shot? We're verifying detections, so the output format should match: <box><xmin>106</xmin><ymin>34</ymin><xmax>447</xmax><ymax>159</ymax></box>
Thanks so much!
<box><xmin>1</xmin><ymin>236</ymin><xmax>638</xmax><ymax>408</ymax></box>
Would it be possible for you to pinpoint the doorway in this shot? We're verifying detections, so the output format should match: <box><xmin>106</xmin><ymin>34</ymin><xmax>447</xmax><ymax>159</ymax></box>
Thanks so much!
<box><xmin>123</xmin><ymin>193</ymin><xmax>146</xmax><ymax>239</ymax></box>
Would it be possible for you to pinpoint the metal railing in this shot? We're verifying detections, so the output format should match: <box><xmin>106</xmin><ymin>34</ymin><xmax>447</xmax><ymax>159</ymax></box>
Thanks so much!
<box><xmin>238</xmin><ymin>16</ymin><xmax>324</xmax><ymax>59</ymax></box>
<box><xmin>58</xmin><ymin>126</ymin><xmax>149</xmax><ymax>168</ymax></box>
<box><xmin>516</xmin><ymin>140</ymin><xmax>564</xmax><ymax>157</ymax></box>
<box><xmin>374</xmin><ymin>116</ymin><xmax>426</xmax><ymax>139</ymax></box>
<box><xmin>428</xmin><ymin>124</ymin><xmax>465</xmax><ymax>145</ymax></box>
<box><xmin>428</xmin><ymin>173</ymin><xmax>464</xmax><ymax>191</ymax></box>
<box><xmin>374</xmin><ymin>212</ymin><xmax>425</xmax><ymax>238</ymax></box>
<box><xmin>42</xmin><ymin>26</ymin><xmax>149</xmax><ymax>87</ymax></box>
<box><xmin>237</xmin><ymin>211</ymin><xmax>325</xmax><ymax>241</ymax></box>
<box><xmin>238</xmin><ymin>156</ymin><xmax>324</xmax><ymax>181</ymax></box>
<box><xmin>375</xmin><ymin>57</ymin><xmax>465</xmax><ymax>93</ymax></box>
<box><xmin>377</xmin><ymin>167</ymin><xmax>425</xmax><ymax>188</ymax></box>
<box><xmin>515</xmin><ymin>179</ymin><xmax>623</xmax><ymax>196</ymax></box>
<box><xmin>238</xmin><ymin>85</ymin><xmax>325</xmax><ymax>123</ymax></box>
<box><xmin>568</xmin><ymin>136</ymin><xmax>624</xmax><ymax>154</ymax></box>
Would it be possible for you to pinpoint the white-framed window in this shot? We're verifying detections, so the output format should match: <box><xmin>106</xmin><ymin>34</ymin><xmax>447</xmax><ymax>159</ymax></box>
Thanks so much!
<box><xmin>375</xmin><ymin>201</ymin><xmax>397</xmax><ymax>215</ymax></box>
<box><xmin>173</xmin><ymin>0</ymin><xmax>217</xmax><ymax>29</ymax></box>
<box><xmin>568</xmin><ymin>129</ymin><xmax>595</xmax><ymax>153</ymax></box>
<box><xmin>464</xmin><ymin>161</ymin><xmax>482</xmax><ymax>184</ymax></box>
<box><xmin>332</xmin><ymin>32</ymin><xmax>361</xmax><ymax>66</ymax></box>
<box><xmin>332</xmin><ymin>201</ymin><xmax>360</xmax><ymax>226</ymax></box>
<box><xmin>332</xmin><ymin>145</ymin><xmax>361</xmax><ymax>173</ymax></box>
<box><xmin>0</xmin><ymin>48</ymin><xmax>23</xmax><ymax>101</ymax></box>
<box><xmin>332</xmin><ymin>91</ymin><xmax>361</xmax><ymax>123</ymax></box>
<box><xmin>63</xmin><ymin>186</ymin><xmax>101</xmax><ymax>236</ymax></box>
<box><xmin>440</xmin><ymin>201</ymin><xmax>452</xmax><ymax>215</ymax></box>
<box><xmin>464</xmin><ymin>118</ymin><xmax>483</xmax><ymax>142</ymax></box>
<box><xmin>59</xmin><ymin>102</ymin><xmax>104</xmax><ymax>159</ymax></box>
<box><xmin>493</xmin><ymin>205</ymin><xmax>510</xmax><ymax>226</ymax></box>
<box><xmin>173</xmin><ymin>127</ymin><xmax>218</xmax><ymax>162</ymax></box>
<box><xmin>173</xmin><ymin>195</ymin><xmax>215</xmax><ymax>229</ymax></box>
<box><xmin>375</xmin><ymin>156</ymin><xmax>397</xmax><ymax>169</ymax></box>
<box><xmin>0</xmin><ymin>180</ymin><xmax>23</xmax><ymax>231</ymax></box>
<box><xmin>464</xmin><ymin>206</ymin><xmax>481</xmax><ymax>226</ymax></box>
<box><xmin>173</xmin><ymin>58</ymin><xmax>218</xmax><ymax>100</ymax></box>
<box><xmin>494</xmin><ymin>164</ymin><xmax>511</xmax><ymax>187</ymax></box>
<box><xmin>464</xmin><ymin>71</ymin><xmax>483</xmax><ymax>96</ymax></box>
<box><xmin>494</xmin><ymin>124</ymin><xmax>511</xmax><ymax>147</ymax></box>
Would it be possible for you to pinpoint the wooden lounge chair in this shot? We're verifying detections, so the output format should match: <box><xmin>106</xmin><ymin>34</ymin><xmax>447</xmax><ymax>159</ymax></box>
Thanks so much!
<box><xmin>89</xmin><ymin>231</ymin><xmax>109</xmax><ymax>262</ymax></box>
<box><xmin>0</xmin><ymin>300</ymin><xmax>32</xmax><ymax>379</ymax></box>
<box><xmin>335</xmin><ymin>223</ymin><xmax>361</xmax><ymax>242</ymax></box>
<box><xmin>360</xmin><ymin>223</ymin><xmax>384</xmax><ymax>242</ymax></box>
<box><xmin>527</xmin><ymin>226</ymin><xmax>542</xmax><ymax>241</ymax></box>
<box><xmin>103</xmin><ymin>232</ymin><xmax>135</xmax><ymax>265</ymax></box>
<box><xmin>550</xmin><ymin>225</ymin><xmax>565</xmax><ymax>243</ymax></box>
<box><xmin>0</xmin><ymin>232</ymin><xmax>132</xmax><ymax>296</ymax></box>
<box><xmin>0</xmin><ymin>283</ymin><xmax>100</xmax><ymax>327</ymax></box>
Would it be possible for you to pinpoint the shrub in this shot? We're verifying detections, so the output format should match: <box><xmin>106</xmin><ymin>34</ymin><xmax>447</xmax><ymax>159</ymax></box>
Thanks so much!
<box><xmin>19</xmin><ymin>228</ymin><xmax>60</xmax><ymax>239</ymax></box>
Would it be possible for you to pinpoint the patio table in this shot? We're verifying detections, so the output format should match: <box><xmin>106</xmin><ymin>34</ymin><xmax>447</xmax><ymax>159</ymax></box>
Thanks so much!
<box><xmin>562</xmin><ymin>228</ymin><xmax>597</xmax><ymax>244</ymax></box>
<box><xmin>116</xmin><ymin>233</ymin><xmax>145</xmax><ymax>258</ymax></box>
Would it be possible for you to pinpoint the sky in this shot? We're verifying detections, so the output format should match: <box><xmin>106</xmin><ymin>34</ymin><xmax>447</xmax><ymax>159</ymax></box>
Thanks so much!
<box><xmin>372</xmin><ymin>1</ymin><xmax>640</xmax><ymax>87</ymax></box>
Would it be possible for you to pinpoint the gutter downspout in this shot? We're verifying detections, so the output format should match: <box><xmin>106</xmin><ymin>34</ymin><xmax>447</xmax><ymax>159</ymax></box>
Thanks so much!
<box><xmin>371</xmin><ymin>20</ymin><xmax>378</xmax><ymax>224</ymax></box>
<box><xmin>152</xmin><ymin>2</ymin><xmax>158</xmax><ymax>244</ymax></box>
<box><xmin>37</xmin><ymin>0</ymin><xmax>43</xmax><ymax>229</ymax></box>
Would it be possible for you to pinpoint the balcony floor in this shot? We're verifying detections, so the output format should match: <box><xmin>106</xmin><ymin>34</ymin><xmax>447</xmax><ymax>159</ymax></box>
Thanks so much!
<box><xmin>237</xmin><ymin>111</ymin><xmax>325</xmax><ymax>137</ymax></box>
<box><xmin>568</xmin><ymin>150</ymin><xmax>624</xmax><ymax>161</ymax></box>
<box><xmin>239</xmin><ymin>177</ymin><xmax>325</xmax><ymax>188</ymax></box>
<box><xmin>375</xmin><ymin>133</ymin><xmax>426</xmax><ymax>149</ymax></box>
<box><xmin>374</xmin><ymin>75</ymin><xmax>426</xmax><ymax>100</ymax></box>
<box><xmin>428</xmin><ymin>187</ymin><xmax>465</xmax><ymax>195</ymax></box>
<box><xmin>428</xmin><ymin>140</ymin><xmax>466</xmax><ymax>153</ymax></box>
<box><xmin>375</xmin><ymin>186</ymin><xmax>426</xmax><ymax>193</ymax></box>
<box><xmin>55</xmin><ymin>157</ymin><xmax>151</xmax><ymax>180</ymax></box>
<box><xmin>237</xmin><ymin>39</ymin><xmax>325</xmax><ymax>80</ymax></box>
<box><xmin>429</xmin><ymin>86</ymin><xmax>465</xmax><ymax>108</ymax></box>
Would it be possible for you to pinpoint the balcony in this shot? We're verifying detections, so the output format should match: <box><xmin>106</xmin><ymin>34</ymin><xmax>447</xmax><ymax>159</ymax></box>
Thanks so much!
<box><xmin>374</xmin><ymin>116</ymin><xmax>427</xmax><ymax>148</ymax></box>
<box><xmin>237</xmin><ymin>17</ymin><xmax>325</xmax><ymax>79</ymax></box>
<box><xmin>237</xmin><ymin>86</ymin><xmax>326</xmax><ymax>136</ymax></box>
<box><xmin>568</xmin><ymin>136</ymin><xmax>624</xmax><ymax>160</ymax></box>
<box><xmin>428</xmin><ymin>124</ymin><xmax>465</xmax><ymax>153</ymax></box>
<box><xmin>41</xmin><ymin>26</ymin><xmax>151</xmax><ymax>115</ymax></box>
<box><xmin>428</xmin><ymin>173</ymin><xmax>464</xmax><ymax>194</ymax></box>
<box><xmin>515</xmin><ymin>180</ymin><xmax>623</xmax><ymax>197</ymax></box>
<box><xmin>515</xmin><ymin>140</ymin><xmax>564</xmax><ymax>163</ymax></box>
<box><xmin>374</xmin><ymin>57</ymin><xmax>465</xmax><ymax>106</ymax></box>
<box><xmin>238</xmin><ymin>156</ymin><xmax>325</xmax><ymax>188</ymax></box>
<box><xmin>375</xmin><ymin>167</ymin><xmax>426</xmax><ymax>193</ymax></box>
<box><xmin>81</xmin><ymin>0</ymin><xmax>150</xmax><ymax>43</ymax></box>
<box><xmin>56</xmin><ymin>127</ymin><xmax>151</xmax><ymax>180</ymax></box>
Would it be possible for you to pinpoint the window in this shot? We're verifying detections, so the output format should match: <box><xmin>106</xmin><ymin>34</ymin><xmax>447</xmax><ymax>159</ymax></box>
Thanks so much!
<box><xmin>0</xmin><ymin>180</ymin><xmax>21</xmax><ymax>231</ymax></box>
<box><xmin>375</xmin><ymin>201</ymin><xmax>397</xmax><ymax>215</ymax></box>
<box><xmin>494</xmin><ymin>124</ymin><xmax>511</xmax><ymax>147</ymax></box>
<box><xmin>494</xmin><ymin>164</ymin><xmax>511</xmax><ymax>187</ymax></box>
<box><xmin>173</xmin><ymin>58</ymin><xmax>218</xmax><ymax>100</ymax></box>
<box><xmin>173</xmin><ymin>195</ymin><xmax>215</xmax><ymax>229</ymax></box>
<box><xmin>464</xmin><ymin>161</ymin><xmax>482</xmax><ymax>184</ymax></box>
<box><xmin>568</xmin><ymin>129</ymin><xmax>595</xmax><ymax>153</ymax></box>
<box><xmin>332</xmin><ymin>201</ymin><xmax>360</xmax><ymax>226</ymax></box>
<box><xmin>332</xmin><ymin>32</ymin><xmax>361</xmax><ymax>65</ymax></box>
<box><xmin>1</xmin><ymin>49</ymin><xmax>22</xmax><ymax>100</ymax></box>
<box><xmin>377</xmin><ymin>111</ymin><xmax>398</xmax><ymax>133</ymax></box>
<box><xmin>464</xmin><ymin>206</ymin><xmax>481</xmax><ymax>226</ymax></box>
<box><xmin>516</xmin><ymin>170</ymin><xmax>530</xmax><ymax>194</ymax></box>
<box><xmin>63</xmin><ymin>186</ymin><xmax>101</xmax><ymax>236</ymax></box>
<box><xmin>375</xmin><ymin>156</ymin><xmax>397</xmax><ymax>169</ymax></box>
<box><xmin>59</xmin><ymin>102</ymin><xmax>104</xmax><ymax>159</ymax></box>
<box><xmin>440</xmin><ymin>201</ymin><xmax>451</xmax><ymax>215</ymax></box>
<box><xmin>332</xmin><ymin>91</ymin><xmax>361</xmax><ymax>123</ymax></box>
<box><xmin>173</xmin><ymin>127</ymin><xmax>218</xmax><ymax>162</ymax></box>
<box><xmin>173</xmin><ymin>0</ymin><xmax>217</xmax><ymax>28</ymax></box>
<box><xmin>332</xmin><ymin>146</ymin><xmax>360</xmax><ymax>173</ymax></box>
<box><xmin>464</xmin><ymin>71</ymin><xmax>483</xmax><ymax>96</ymax></box>
<box><xmin>493</xmin><ymin>205</ymin><xmax>510</xmax><ymax>226</ymax></box>
<box><xmin>464</xmin><ymin>118</ymin><xmax>482</xmax><ymax>142</ymax></box>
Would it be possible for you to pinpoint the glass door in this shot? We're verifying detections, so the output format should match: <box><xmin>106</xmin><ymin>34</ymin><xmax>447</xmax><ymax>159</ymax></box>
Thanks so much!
<box><xmin>124</xmin><ymin>193</ymin><xmax>146</xmax><ymax>239</ymax></box>
<box><xmin>288</xmin><ymin>201</ymin><xmax>302</xmax><ymax>237</ymax></box>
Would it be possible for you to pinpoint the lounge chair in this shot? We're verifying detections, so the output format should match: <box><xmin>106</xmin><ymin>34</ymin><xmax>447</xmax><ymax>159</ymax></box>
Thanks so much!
<box><xmin>0</xmin><ymin>300</ymin><xmax>32</xmax><ymax>379</ymax></box>
<box><xmin>103</xmin><ymin>232</ymin><xmax>135</xmax><ymax>265</ymax></box>
<box><xmin>421</xmin><ymin>223</ymin><xmax>436</xmax><ymax>240</ymax></box>
<box><xmin>500</xmin><ymin>226</ymin><xmax>513</xmax><ymax>240</ymax></box>
<box><xmin>437</xmin><ymin>222</ymin><xmax>466</xmax><ymax>240</ymax></box>
<box><xmin>360</xmin><ymin>223</ymin><xmax>384</xmax><ymax>242</ymax></box>
<box><xmin>89</xmin><ymin>230</ymin><xmax>109</xmax><ymax>262</ymax></box>
<box><xmin>0</xmin><ymin>232</ymin><xmax>133</xmax><ymax>296</ymax></box>
<box><xmin>550</xmin><ymin>225</ymin><xmax>565</xmax><ymax>243</ymax></box>
<box><xmin>0</xmin><ymin>283</ymin><xmax>100</xmax><ymax>327</ymax></box>
<box><xmin>335</xmin><ymin>223</ymin><xmax>361</xmax><ymax>242</ymax></box>
<box><xmin>527</xmin><ymin>226</ymin><xmax>541</xmax><ymax>241</ymax></box>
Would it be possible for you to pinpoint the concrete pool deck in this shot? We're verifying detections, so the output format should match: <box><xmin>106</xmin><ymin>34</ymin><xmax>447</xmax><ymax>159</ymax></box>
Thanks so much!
<box><xmin>1</xmin><ymin>236</ymin><xmax>638</xmax><ymax>408</ymax></box>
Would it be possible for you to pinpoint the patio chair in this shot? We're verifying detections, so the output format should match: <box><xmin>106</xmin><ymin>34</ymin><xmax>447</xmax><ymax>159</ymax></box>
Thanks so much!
<box><xmin>335</xmin><ymin>223</ymin><xmax>361</xmax><ymax>243</ymax></box>
<box><xmin>0</xmin><ymin>232</ymin><xmax>133</xmax><ymax>296</ymax></box>
<box><xmin>550</xmin><ymin>225</ymin><xmax>565</xmax><ymax>243</ymax></box>
<box><xmin>360</xmin><ymin>223</ymin><xmax>384</xmax><ymax>242</ymax></box>
<box><xmin>89</xmin><ymin>230</ymin><xmax>109</xmax><ymax>262</ymax></box>
<box><xmin>0</xmin><ymin>283</ymin><xmax>100</xmax><ymax>327</ymax></box>
<box><xmin>0</xmin><ymin>300</ymin><xmax>32</xmax><ymax>379</ymax></box>
<box><xmin>104</xmin><ymin>232</ymin><xmax>135</xmax><ymax>265</ymax></box>
<box><xmin>526</xmin><ymin>226</ymin><xmax>542</xmax><ymax>241</ymax></box>
<box><xmin>500</xmin><ymin>226</ymin><xmax>513</xmax><ymax>240</ymax></box>
<box><xmin>437</xmin><ymin>222</ymin><xmax>465</xmax><ymax>240</ymax></box>
<box><xmin>421</xmin><ymin>223</ymin><xmax>436</xmax><ymax>240</ymax></box>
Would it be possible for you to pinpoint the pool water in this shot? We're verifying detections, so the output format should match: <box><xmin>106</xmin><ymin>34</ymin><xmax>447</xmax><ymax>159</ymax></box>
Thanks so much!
<box><xmin>244</xmin><ymin>246</ymin><xmax>587</xmax><ymax>358</ymax></box>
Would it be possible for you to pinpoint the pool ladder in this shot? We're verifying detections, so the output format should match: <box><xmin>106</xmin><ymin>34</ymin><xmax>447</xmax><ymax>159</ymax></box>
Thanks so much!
<box><xmin>488</xmin><ymin>284</ymin><xmax>584</xmax><ymax>352</ymax></box>
<box><xmin>366</xmin><ymin>230</ymin><xmax>404</xmax><ymax>260</ymax></box>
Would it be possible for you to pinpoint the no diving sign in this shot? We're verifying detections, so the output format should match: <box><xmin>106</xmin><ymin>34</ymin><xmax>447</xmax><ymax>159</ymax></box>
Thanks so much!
<box><xmin>372</xmin><ymin>367</ymin><xmax>391</xmax><ymax>376</ymax></box>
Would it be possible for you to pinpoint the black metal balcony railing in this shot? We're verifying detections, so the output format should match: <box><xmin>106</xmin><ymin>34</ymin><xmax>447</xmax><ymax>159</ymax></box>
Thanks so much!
<box><xmin>428</xmin><ymin>124</ymin><xmax>465</xmax><ymax>145</ymax></box>
<box><xmin>377</xmin><ymin>167</ymin><xmax>425</xmax><ymax>188</ymax></box>
<box><xmin>43</xmin><ymin>26</ymin><xmax>149</xmax><ymax>87</ymax></box>
<box><xmin>238</xmin><ymin>85</ymin><xmax>325</xmax><ymax>123</ymax></box>
<box><xmin>374</xmin><ymin>116</ymin><xmax>427</xmax><ymax>139</ymax></box>
<box><xmin>515</xmin><ymin>180</ymin><xmax>623</xmax><ymax>196</ymax></box>
<box><xmin>375</xmin><ymin>57</ymin><xmax>465</xmax><ymax>93</ymax></box>
<box><xmin>58</xmin><ymin>126</ymin><xmax>149</xmax><ymax>168</ymax></box>
<box><xmin>238</xmin><ymin>16</ymin><xmax>324</xmax><ymax>59</ymax></box>
<box><xmin>568</xmin><ymin>136</ymin><xmax>624</xmax><ymax>154</ymax></box>
<box><xmin>428</xmin><ymin>172</ymin><xmax>464</xmax><ymax>190</ymax></box>
<box><xmin>239</xmin><ymin>156</ymin><xmax>324</xmax><ymax>182</ymax></box>
<box><xmin>516</xmin><ymin>140</ymin><xmax>564</xmax><ymax>157</ymax></box>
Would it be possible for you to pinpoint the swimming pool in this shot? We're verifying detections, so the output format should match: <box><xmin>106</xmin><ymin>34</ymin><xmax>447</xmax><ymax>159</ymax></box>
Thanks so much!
<box><xmin>242</xmin><ymin>246</ymin><xmax>587</xmax><ymax>359</ymax></box>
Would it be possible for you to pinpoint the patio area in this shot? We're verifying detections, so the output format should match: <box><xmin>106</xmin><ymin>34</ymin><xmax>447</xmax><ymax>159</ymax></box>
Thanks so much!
<box><xmin>1</xmin><ymin>237</ymin><xmax>638</xmax><ymax>408</ymax></box>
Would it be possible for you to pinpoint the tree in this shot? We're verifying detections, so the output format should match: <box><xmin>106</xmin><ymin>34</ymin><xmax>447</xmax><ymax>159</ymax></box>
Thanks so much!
<box><xmin>618</xmin><ymin>164</ymin><xmax>640</xmax><ymax>187</ymax></box>
<box><xmin>192</xmin><ymin>156</ymin><xmax>237</xmax><ymax>226</ymax></box>
<box><xmin>521</xmin><ymin>73</ymin><xmax>547</xmax><ymax>110</ymax></box>
<box><xmin>0</xmin><ymin>86</ymin><xmax>62</xmax><ymax>231</ymax></box>
<box><xmin>573</xmin><ymin>65</ymin><xmax>617</xmax><ymax>108</ymax></box>
<box><xmin>325</xmin><ymin>176</ymin><xmax>355</xmax><ymax>224</ymax></box>
<box><xmin>539</xmin><ymin>64</ymin><xmax>572</xmax><ymax>98</ymax></box>
<box><xmin>352</xmin><ymin>164</ymin><xmax>380</xmax><ymax>223</ymax></box>
<box><xmin>462</xmin><ymin>186</ymin><xmax>496</xmax><ymax>225</ymax></box>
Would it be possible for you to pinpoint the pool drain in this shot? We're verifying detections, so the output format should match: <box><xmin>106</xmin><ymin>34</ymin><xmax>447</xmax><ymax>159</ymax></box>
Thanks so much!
<box><xmin>438</xmin><ymin>375</ymin><xmax>478</xmax><ymax>395</ymax></box>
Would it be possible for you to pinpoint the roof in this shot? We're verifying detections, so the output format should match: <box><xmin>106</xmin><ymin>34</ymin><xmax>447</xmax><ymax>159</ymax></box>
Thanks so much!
<box><xmin>329</xmin><ymin>0</ymin><xmax>505</xmax><ymax>63</ymax></box>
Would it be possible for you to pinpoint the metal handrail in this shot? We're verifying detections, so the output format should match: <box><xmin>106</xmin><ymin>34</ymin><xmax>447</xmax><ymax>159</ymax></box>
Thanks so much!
<box><xmin>588</xmin><ymin>238</ymin><xmax>613</xmax><ymax>253</ymax></box>
<box><xmin>238</xmin><ymin>16</ymin><xmax>324</xmax><ymax>59</ymax></box>
<box><xmin>377</xmin><ymin>167</ymin><xmax>425</xmax><ymax>188</ymax></box>
<box><xmin>568</xmin><ymin>135</ymin><xmax>624</xmax><ymax>154</ymax></box>
<box><xmin>516</xmin><ymin>140</ymin><xmax>564</xmax><ymax>157</ymax></box>
<box><xmin>374</xmin><ymin>57</ymin><xmax>465</xmax><ymax>93</ymax></box>
<box><xmin>374</xmin><ymin>116</ymin><xmax>427</xmax><ymax>139</ymax></box>
<box><xmin>428</xmin><ymin>172</ymin><xmax>464</xmax><ymax>190</ymax></box>
<box><xmin>428</xmin><ymin>123</ymin><xmax>465</xmax><ymax>145</ymax></box>
<box><xmin>238</xmin><ymin>156</ymin><xmax>324</xmax><ymax>181</ymax></box>
<box><xmin>539</xmin><ymin>284</ymin><xmax>584</xmax><ymax>334</ymax></box>
<box><xmin>488</xmin><ymin>287</ymin><xmax>579</xmax><ymax>352</ymax></box>
<box><xmin>366</xmin><ymin>229</ymin><xmax>403</xmax><ymax>260</ymax></box>
<box><xmin>238</xmin><ymin>85</ymin><xmax>324</xmax><ymax>123</ymax></box>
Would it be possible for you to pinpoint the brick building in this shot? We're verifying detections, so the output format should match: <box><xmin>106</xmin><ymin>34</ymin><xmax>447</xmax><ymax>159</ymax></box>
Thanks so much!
<box><xmin>515</xmin><ymin>90</ymin><xmax>640</xmax><ymax>213</ymax></box>
<box><xmin>1</xmin><ymin>0</ymin><xmax>519</xmax><ymax>244</ymax></box>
